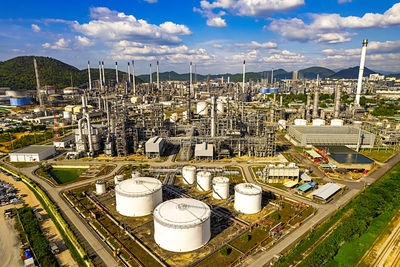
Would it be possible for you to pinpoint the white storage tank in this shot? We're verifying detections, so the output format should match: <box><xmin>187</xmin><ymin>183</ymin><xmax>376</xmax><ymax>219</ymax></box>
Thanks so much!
<box><xmin>294</xmin><ymin>119</ymin><xmax>307</xmax><ymax>126</ymax></box>
<box><xmin>95</xmin><ymin>180</ymin><xmax>106</xmax><ymax>195</ymax></box>
<box><xmin>182</xmin><ymin>166</ymin><xmax>196</xmax><ymax>185</ymax></box>
<box><xmin>196</xmin><ymin>101</ymin><xmax>208</xmax><ymax>115</ymax></box>
<box><xmin>312</xmin><ymin>119</ymin><xmax>325</xmax><ymax>126</ymax></box>
<box><xmin>331</xmin><ymin>119</ymin><xmax>344</xmax><ymax>126</ymax></box>
<box><xmin>131</xmin><ymin>171</ymin><xmax>141</xmax><ymax>179</ymax></box>
<box><xmin>114</xmin><ymin>175</ymin><xmax>125</xmax><ymax>185</ymax></box>
<box><xmin>212</xmin><ymin>177</ymin><xmax>229</xmax><ymax>200</ymax></box>
<box><xmin>234</xmin><ymin>183</ymin><xmax>262</xmax><ymax>214</ymax></box>
<box><xmin>197</xmin><ymin>171</ymin><xmax>212</xmax><ymax>191</ymax></box>
<box><xmin>115</xmin><ymin>177</ymin><xmax>162</xmax><ymax>217</ymax></box>
<box><xmin>153</xmin><ymin>198</ymin><xmax>211</xmax><ymax>252</ymax></box>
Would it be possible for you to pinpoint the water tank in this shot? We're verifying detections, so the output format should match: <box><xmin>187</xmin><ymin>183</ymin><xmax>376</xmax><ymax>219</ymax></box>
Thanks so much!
<box><xmin>114</xmin><ymin>175</ymin><xmax>125</xmax><ymax>185</ymax></box>
<box><xmin>278</xmin><ymin>120</ymin><xmax>287</xmax><ymax>130</ymax></box>
<box><xmin>212</xmin><ymin>177</ymin><xmax>229</xmax><ymax>200</ymax></box>
<box><xmin>131</xmin><ymin>171</ymin><xmax>141</xmax><ymax>179</ymax></box>
<box><xmin>331</xmin><ymin>119</ymin><xmax>344</xmax><ymax>126</ymax></box>
<box><xmin>63</xmin><ymin>111</ymin><xmax>72</xmax><ymax>119</ymax></box>
<box><xmin>217</xmin><ymin>100</ymin><xmax>224</xmax><ymax>114</ymax></box>
<box><xmin>312</xmin><ymin>119</ymin><xmax>325</xmax><ymax>126</ymax></box>
<box><xmin>234</xmin><ymin>183</ymin><xmax>262</xmax><ymax>214</ymax></box>
<box><xmin>153</xmin><ymin>198</ymin><xmax>211</xmax><ymax>252</ymax></box>
<box><xmin>196</xmin><ymin>101</ymin><xmax>208</xmax><ymax>115</ymax></box>
<box><xmin>294</xmin><ymin>119</ymin><xmax>307</xmax><ymax>126</ymax></box>
<box><xmin>182</xmin><ymin>166</ymin><xmax>196</xmax><ymax>185</ymax></box>
<box><xmin>115</xmin><ymin>177</ymin><xmax>162</xmax><ymax>217</ymax></box>
<box><xmin>197</xmin><ymin>171</ymin><xmax>212</xmax><ymax>191</ymax></box>
<box><xmin>95</xmin><ymin>180</ymin><xmax>106</xmax><ymax>195</ymax></box>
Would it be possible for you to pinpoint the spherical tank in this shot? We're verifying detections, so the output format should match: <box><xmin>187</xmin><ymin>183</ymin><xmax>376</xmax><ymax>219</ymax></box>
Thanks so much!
<box><xmin>115</xmin><ymin>177</ymin><xmax>162</xmax><ymax>217</ymax></box>
<box><xmin>331</xmin><ymin>119</ymin><xmax>344</xmax><ymax>126</ymax></box>
<box><xmin>182</xmin><ymin>166</ymin><xmax>196</xmax><ymax>184</ymax></box>
<box><xmin>153</xmin><ymin>198</ymin><xmax>211</xmax><ymax>252</ymax></box>
<box><xmin>196</xmin><ymin>101</ymin><xmax>208</xmax><ymax>115</ymax></box>
<box><xmin>294</xmin><ymin>119</ymin><xmax>307</xmax><ymax>126</ymax></box>
<box><xmin>197</xmin><ymin>171</ymin><xmax>212</xmax><ymax>191</ymax></box>
<box><xmin>234</xmin><ymin>183</ymin><xmax>262</xmax><ymax>214</ymax></box>
<box><xmin>114</xmin><ymin>175</ymin><xmax>125</xmax><ymax>186</ymax></box>
<box><xmin>95</xmin><ymin>180</ymin><xmax>106</xmax><ymax>195</ymax></box>
<box><xmin>212</xmin><ymin>177</ymin><xmax>229</xmax><ymax>199</ymax></box>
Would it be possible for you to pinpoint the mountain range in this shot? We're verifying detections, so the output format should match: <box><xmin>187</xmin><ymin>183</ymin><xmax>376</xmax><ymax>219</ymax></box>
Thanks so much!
<box><xmin>0</xmin><ymin>56</ymin><xmax>395</xmax><ymax>90</ymax></box>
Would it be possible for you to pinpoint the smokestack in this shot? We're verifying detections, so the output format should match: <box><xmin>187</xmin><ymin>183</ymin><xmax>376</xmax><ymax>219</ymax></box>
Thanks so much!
<box><xmin>187</xmin><ymin>62</ymin><xmax>192</xmax><ymax>123</ymax></box>
<box><xmin>242</xmin><ymin>60</ymin><xmax>246</xmax><ymax>93</ymax></box>
<box><xmin>157</xmin><ymin>60</ymin><xmax>160</xmax><ymax>92</ymax></box>
<box><xmin>355</xmin><ymin>39</ymin><xmax>368</xmax><ymax>106</ymax></box>
<box><xmin>334</xmin><ymin>86</ymin><xmax>341</xmax><ymax>119</ymax></box>
<box><xmin>115</xmin><ymin>62</ymin><xmax>119</xmax><ymax>84</ymax></box>
<box><xmin>127</xmin><ymin>62</ymin><xmax>131</xmax><ymax>84</ymax></box>
<box><xmin>101</xmin><ymin>61</ymin><xmax>105</xmax><ymax>86</ymax></box>
<box><xmin>211</xmin><ymin>95</ymin><xmax>216</xmax><ymax>137</ymax></box>
<box><xmin>190</xmin><ymin>61</ymin><xmax>193</xmax><ymax>94</ymax></box>
<box><xmin>132</xmin><ymin>60</ymin><xmax>136</xmax><ymax>95</ymax></box>
<box><xmin>313</xmin><ymin>89</ymin><xmax>320</xmax><ymax>118</ymax></box>
<box><xmin>33</xmin><ymin>57</ymin><xmax>43</xmax><ymax>107</ymax></box>
<box><xmin>149</xmin><ymin>63</ymin><xmax>152</xmax><ymax>92</ymax></box>
<box><xmin>98</xmin><ymin>61</ymin><xmax>103</xmax><ymax>92</ymax></box>
<box><xmin>306</xmin><ymin>93</ymin><xmax>311</xmax><ymax>121</ymax></box>
<box><xmin>87</xmin><ymin>61</ymin><xmax>92</xmax><ymax>92</ymax></box>
<box><xmin>271</xmin><ymin>68</ymin><xmax>274</xmax><ymax>86</ymax></box>
<box><xmin>194</xmin><ymin>64</ymin><xmax>197</xmax><ymax>84</ymax></box>
<box><xmin>228</xmin><ymin>76</ymin><xmax>230</xmax><ymax>83</ymax></box>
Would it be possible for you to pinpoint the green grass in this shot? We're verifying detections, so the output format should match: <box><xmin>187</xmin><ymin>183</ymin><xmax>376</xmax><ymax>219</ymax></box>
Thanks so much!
<box><xmin>359</xmin><ymin>149</ymin><xmax>397</xmax><ymax>162</ymax></box>
<box><xmin>195</xmin><ymin>246</ymin><xmax>241</xmax><ymax>266</ymax></box>
<box><xmin>327</xmin><ymin>210</ymin><xmax>394</xmax><ymax>267</ymax></box>
<box><xmin>49</xmin><ymin>168</ymin><xmax>87</xmax><ymax>184</ymax></box>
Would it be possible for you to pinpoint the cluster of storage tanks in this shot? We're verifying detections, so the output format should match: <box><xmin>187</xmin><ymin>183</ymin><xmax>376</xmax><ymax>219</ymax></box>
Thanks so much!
<box><xmin>286</xmin><ymin>118</ymin><xmax>346</xmax><ymax>127</ymax></box>
<box><xmin>96</xmin><ymin>166</ymin><xmax>263</xmax><ymax>253</ymax></box>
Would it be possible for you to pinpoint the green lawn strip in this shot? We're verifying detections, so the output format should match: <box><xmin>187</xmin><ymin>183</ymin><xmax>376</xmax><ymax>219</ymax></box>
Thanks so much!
<box><xmin>195</xmin><ymin>246</ymin><xmax>242</xmax><ymax>266</ymax></box>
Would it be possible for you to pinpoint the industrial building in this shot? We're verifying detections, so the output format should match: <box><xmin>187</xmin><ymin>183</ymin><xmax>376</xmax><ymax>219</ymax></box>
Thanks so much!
<box><xmin>145</xmin><ymin>136</ymin><xmax>166</xmax><ymax>157</ymax></box>
<box><xmin>194</xmin><ymin>142</ymin><xmax>214</xmax><ymax>160</ymax></box>
<box><xmin>287</xmin><ymin>126</ymin><xmax>375</xmax><ymax>149</ymax></box>
<box><xmin>262</xmin><ymin>163</ymin><xmax>300</xmax><ymax>183</ymax></box>
<box><xmin>9</xmin><ymin>145</ymin><xmax>56</xmax><ymax>162</ymax></box>
<box><xmin>53</xmin><ymin>135</ymin><xmax>74</xmax><ymax>148</ymax></box>
<box><xmin>312</xmin><ymin>183</ymin><xmax>342</xmax><ymax>202</ymax></box>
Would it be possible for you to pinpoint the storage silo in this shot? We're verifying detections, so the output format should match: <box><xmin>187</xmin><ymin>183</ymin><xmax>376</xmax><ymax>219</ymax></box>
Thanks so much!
<box><xmin>196</xmin><ymin>101</ymin><xmax>208</xmax><ymax>115</ymax></box>
<box><xmin>212</xmin><ymin>177</ymin><xmax>229</xmax><ymax>199</ymax></box>
<box><xmin>182</xmin><ymin>166</ymin><xmax>196</xmax><ymax>184</ymax></box>
<box><xmin>196</xmin><ymin>171</ymin><xmax>212</xmax><ymax>191</ymax></box>
<box><xmin>95</xmin><ymin>180</ymin><xmax>106</xmax><ymax>195</ymax></box>
<box><xmin>153</xmin><ymin>198</ymin><xmax>211</xmax><ymax>252</ymax></box>
<box><xmin>234</xmin><ymin>183</ymin><xmax>262</xmax><ymax>214</ymax></box>
<box><xmin>114</xmin><ymin>175</ymin><xmax>125</xmax><ymax>185</ymax></box>
<box><xmin>115</xmin><ymin>177</ymin><xmax>162</xmax><ymax>217</ymax></box>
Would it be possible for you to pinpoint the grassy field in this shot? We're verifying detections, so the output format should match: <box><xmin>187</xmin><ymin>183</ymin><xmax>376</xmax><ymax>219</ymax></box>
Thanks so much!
<box><xmin>49</xmin><ymin>168</ymin><xmax>87</xmax><ymax>184</ymax></box>
<box><xmin>359</xmin><ymin>149</ymin><xmax>398</xmax><ymax>162</ymax></box>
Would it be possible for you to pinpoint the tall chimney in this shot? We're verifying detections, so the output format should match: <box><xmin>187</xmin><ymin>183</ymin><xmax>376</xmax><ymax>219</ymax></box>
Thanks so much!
<box><xmin>157</xmin><ymin>60</ymin><xmax>160</xmax><ymax>92</ymax></box>
<box><xmin>242</xmin><ymin>60</ymin><xmax>246</xmax><ymax>93</ymax></box>
<box><xmin>271</xmin><ymin>68</ymin><xmax>274</xmax><ymax>86</ymax></box>
<box><xmin>190</xmin><ymin>61</ymin><xmax>193</xmax><ymax>95</ymax></box>
<box><xmin>33</xmin><ymin>57</ymin><xmax>43</xmax><ymax>107</ymax></box>
<box><xmin>87</xmin><ymin>61</ymin><xmax>92</xmax><ymax>91</ymax></box>
<box><xmin>211</xmin><ymin>95</ymin><xmax>216</xmax><ymax>137</ymax></box>
<box><xmin>132</xmin><ymin>60</ymin><xmax>136</xmax><ymax>95</ymax></box>
<box><xmin>334</xmin><ymin>86</ymin><xmax>341</xmax><ymax>119</ymax></box>
<box><xmin>187</xmin><ymin>62</ymin><xmax>192</xmax><ymax>122</ymax></box>
<box><xmin>306</xmin><ymin>93</ymin><xmax>311</xmax><ymax>121</ymax></box>
<box><xmin>355</xmin><ymin>39</ymin><xmax>368</xmax><ymax>106</ymax></box>
<box><xmin>101</xmin><ymin>61</ymin><xmax>105</xmax><ymax>86</ymax></box>
<box><xmin>313</xmin><ymin>89</ymin><xmax>319</xmax><ymax>118</ymax></box>
<box><xmin>98</xmin><ymin>61</ymin><xmax>103</xmax><ymax>92</ymax></box>
<box><xmin>115</xmin><ymin>62</ymin><xmax>119</xmax><ymax>84</ymax></box>
<box><xmin>228</xmin><ymin>76</ymin><xmax>230</xmax><ymax>83</ymax></box>
<box><xmin>149</xmin><ymin>63</ymin><xmax>152</xmax><ymax>93</ymax></box>
<box><xmin>127</xmin><ymin>62</ymin><xmax>131</xmax><ymax>84</ymax></box>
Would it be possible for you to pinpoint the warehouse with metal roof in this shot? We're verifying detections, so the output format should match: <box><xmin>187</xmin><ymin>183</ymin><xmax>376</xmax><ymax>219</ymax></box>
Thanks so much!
<box><xmin>312</xmin><ymin>183</ymin><xmax>342</xmax><ymax>202</ymax></box>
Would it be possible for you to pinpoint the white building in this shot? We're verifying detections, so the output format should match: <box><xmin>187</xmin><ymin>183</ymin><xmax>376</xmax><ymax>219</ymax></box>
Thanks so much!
<box><xmin>145</xmin><ymin>136</ymin><xmax>166</xmax><ymax>157</ymax></box>
<box><xmin>53</xmin><ymin>135</ymin><xmax>74</xmax><ymax>148</ymax></box>
<box><xmin>9</xmin><ymin>145</ymin><xmax>56</xmax><ymax>162</ymax></box>
<box><xmin>194</xmin><ymin>142</ymin><xmax>214</xmax><ymax>159</ymax></box>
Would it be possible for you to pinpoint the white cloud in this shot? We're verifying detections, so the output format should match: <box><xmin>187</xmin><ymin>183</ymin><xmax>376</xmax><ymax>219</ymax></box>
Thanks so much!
<box><xmin>73</xmin><ymin>7</ymin><xmax>191</xmax><ymax>44</ymax></box>
<box><xmin>42</xmin><ymin>38</ymin><xmax>71</xmax><ymax>50</ymax></box>
<box><xmin>338</xmin><ymin>0</ymin><xmax>351</xmax><ymax>3</ymax></box>
<box><xmin>234</xmin><ymin>41</ymin><xmax>277</xmax><ymax>49</ymax></box>
<box><xmin>31</xmin><ymin>24</ymin><xmax>41</xmax><ymax>32</ymax></box>
<box><xmin>144</xmin><ymin>0</ymin><xmax>157</xmax><ymax>3</ymax></box>
<box><xmin>75</xmin><ymin>36</ymin><xmax>94</xmax><ymax>47</ymax></box>
<box><xmin>213</xmin><ymin>44</ymin><xmax>223</xmax><ymax>48</ymax></box>
<box><xmin>269</xmin><ymin>3</ymin><xmax>400</xmax><ymax>43</ymax></box>
<box><xmin>207</xmin><ymin>17</ymin><xmax>227</xmax><ymax>27</ymax></box>
<box><xmin>322</xmin><ymin>40</ymin><xmax>400</xmax><ymax>56</ymax></box>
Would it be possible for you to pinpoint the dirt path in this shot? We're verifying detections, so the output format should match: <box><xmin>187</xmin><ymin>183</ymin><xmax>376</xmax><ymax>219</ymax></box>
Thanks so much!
<box><xmin>0</xmin><ymin>206</ymin><xmax>23</xmax><ymax>267</ymax></box>
<box><xmin>0</xmin><ymin>173</ymin><xmax>76</xmax><ymax>267</ymax></box>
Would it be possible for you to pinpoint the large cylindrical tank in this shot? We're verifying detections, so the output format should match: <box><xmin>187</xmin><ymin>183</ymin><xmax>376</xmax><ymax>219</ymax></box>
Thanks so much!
<box><xmin>196</xmin><ymin>171</ymin><xmax>212</xmax><ymax>191</ymax></box>
<box><xmin>63</xmin><ymin>111</ymin><xmax>72</xmax><ymax>119</ymax></box>
<box><xmin>312</xmin><ymin>119</ymin><xmax>325</xmax><ymax>126</ymax></box>
<box><xmin>212</xmin><ymin>177</ymin><xmax>229</xmax><ymax>200</ymax></box>
<box><xmin>95</xmin><ymin>180</ymin><xmax>106</xmax><ymax>195</ymax></box>
<box><xmin>196</xmin><ymin>101</ymin><xmax>208</xmax><ymax>115</ymax></box>
<box><xmin>331</xmin><ymin>119</ymin><xmax>344</xmax><ymax>126</ymax></box>
<box><xmin>114</xmin><ymin>175</ymin><xmax>125</xmax><ymax>185</ymax></box>
<box><xmin>294</xmin><ymin>119</ymin><xmax>307</xmax><ymax>126</ymax></box>
<box><xmin>153</xmin><ymin>198</ymin><xmax>211</xmax><ymax>252</ymax></box>
<box><xmin>234</xmin><ymin>183</ymin><xmax>262</xmax><ymax>214</ymax></box>
<box><xmin>182</xmin><ymin>166</ymin><xmax>196</xmax><ymax>185</ymax></box>
<box><xmin>115</xmin><ymin>177</ymin><xmax>162</xmax><ymax>217</ymax></box>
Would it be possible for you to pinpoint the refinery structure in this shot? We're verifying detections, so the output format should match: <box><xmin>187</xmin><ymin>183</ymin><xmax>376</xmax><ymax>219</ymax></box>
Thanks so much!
<box><xmin>2</xmin><ymin>37</ymin><xmax>400</xmax><ymax>267</ymax></box>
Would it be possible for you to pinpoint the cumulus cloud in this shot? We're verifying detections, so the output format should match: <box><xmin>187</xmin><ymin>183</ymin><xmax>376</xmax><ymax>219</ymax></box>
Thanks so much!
<box><xmin>269</xmin><ymin>3</ymin><xmax>400</xmax><ymax>43</ymax></box>
<box><xmin>231</xmin><ymin>48</ymin><xmax>304</xmax><ymax>64</ymax></box>
<box><xmin>31</xmin><ymin>24</ymin><xmax>41</xmax><ymax>32</ymax></box>
<box><xmin>42</xmin><ymin>38</ymin><xmax>71</xmax><ymax>50</ymax></box>
<box><xmin>75</xmin><ymin>36</ymin><xmax>94</xmax><ymax>47</ymax></box>
<box><xmin>207</xmin><ymin>17</ymin><xmax>227</xmax><ymax>27</ymax></box>
<box><xmin>234</xmin><ymin>41</ymin><xmax>277</xmax><ymax>49</ymax></box>
<box><xmin>322</xmin><ymin>40</ymin><xmax>400</xmax><ymax>56</ymax></box>
<box><xmin>73</xmin><ymin>7</ymin><xmax>191</xmax><ymax>44</ymax></box>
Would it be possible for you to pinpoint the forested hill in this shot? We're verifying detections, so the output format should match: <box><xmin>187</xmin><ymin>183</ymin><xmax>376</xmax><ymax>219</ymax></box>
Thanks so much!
<box><xmin>0</xmin><ymin>56</ymin><xmax>142</xmax><ymax>90</ymax></box>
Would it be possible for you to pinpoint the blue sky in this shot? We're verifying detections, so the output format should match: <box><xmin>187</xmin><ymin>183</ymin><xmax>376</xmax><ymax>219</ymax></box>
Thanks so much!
<box><xmin>1</xmin><ymin>0</ymin><xmax>400</xmax><ymax>74</ymax></box>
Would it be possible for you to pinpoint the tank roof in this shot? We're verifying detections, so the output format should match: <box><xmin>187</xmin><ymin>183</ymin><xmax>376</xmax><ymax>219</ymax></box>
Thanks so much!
<box><xmin>116</xmin><ymin>177</ymin><xmax>162</xmax><ymax>197</ymax></box>
<box><xmin>235</xmin><ymin>183</ymin><xmax>262</xmax><ymax>195</ymax></box>
<box><xmin>213</xmin><ymin>176</ymin><xmax>229</xmax><ymax>184</ymax></box>
<box><xmin>154</xmin><ymin>198</ymin><xmax>211</xmax><ymax>229</ymax></box>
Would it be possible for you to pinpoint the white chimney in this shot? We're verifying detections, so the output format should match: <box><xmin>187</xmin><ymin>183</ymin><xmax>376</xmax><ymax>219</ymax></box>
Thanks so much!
<box><xmin>242</xmin><ymin>60</ymin><xmax>246</xmax><ymax>93</ymax></box>
<box><xmin>355</xmin><ymin>39</ymin><xmax>368</xmax><ymax>106</ymax></box>
<box><xmin>132</xmin><ymin>60</ymin><xmax>136</xmax><ymax>95</ymax></box>
<box><xmin>115</xmin><ymin>62</ymin><xmax>118</xmax><ymax>84</ymax></box>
